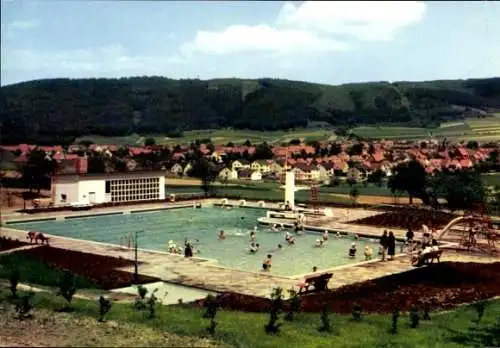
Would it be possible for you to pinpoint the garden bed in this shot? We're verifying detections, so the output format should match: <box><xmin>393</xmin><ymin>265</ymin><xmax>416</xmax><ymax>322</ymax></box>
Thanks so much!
<box><xmin>348</xmin><ymin>210</ymin><xmax>457</xmax><ymax>230</ymax></box>
<box><xmin>194</xmin><ymin>262</ymin><xmax>500</xmax><ymax>314</ymax></box>
<box><xmin>0</xmin><ymin>236</ymin><xmax>30</xmax><ymax>252</ymax></box>
<box><xmin>13</xmin><ymin>246</ymin><xmax>160</xmax><ymax>289</ymax></box>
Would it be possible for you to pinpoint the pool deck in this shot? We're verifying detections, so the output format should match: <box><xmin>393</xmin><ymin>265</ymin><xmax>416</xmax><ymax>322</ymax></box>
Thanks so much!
<box><xmin>1</xmin><ymin>199</ymin><xmax>498</xmax><ymax>299</ymax></box>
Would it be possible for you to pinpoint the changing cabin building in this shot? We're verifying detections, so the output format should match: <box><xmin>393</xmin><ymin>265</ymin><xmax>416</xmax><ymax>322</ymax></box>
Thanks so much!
<box><xmin>52</xmin><ymin>157</ymin><xmax>165</xmax><ymax>206</ymax></box>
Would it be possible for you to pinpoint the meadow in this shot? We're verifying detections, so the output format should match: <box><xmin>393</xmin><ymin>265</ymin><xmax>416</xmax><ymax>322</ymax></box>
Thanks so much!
<box><xmin>76</xmin><ymin>115</ymin><xmax>500</xmax><ymax>146</ymax></box>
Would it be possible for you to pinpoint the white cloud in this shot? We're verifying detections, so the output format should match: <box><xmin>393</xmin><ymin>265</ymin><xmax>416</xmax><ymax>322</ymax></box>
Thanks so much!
<box><xmin>180</xmin><ymin>24</ymin><xmax>350</xmax><ymax>57</ymax></box>
<box><xmin>277</xmin><ymin>1</ymin><xmax>427</xmax><ymax>42</ymax></box>
<box><xmin>179</xmin><ymin>1</ymin><xmax>426</xmax><ymax>57</ymax></box>
<box><xmin>7</xmin><ymin>19</ymin><xmax>39</xmax><ymax>30</ymax></box>
<box><xmin>1</xmin><ymin>44</ymin><xmax>184</xmax><ymax>74</ymax></box>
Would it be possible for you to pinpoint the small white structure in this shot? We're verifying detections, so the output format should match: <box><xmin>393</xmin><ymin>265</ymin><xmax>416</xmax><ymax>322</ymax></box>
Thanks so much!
<box><xmin>284</xmin><ymin>171</ymin><xmax>295</xmax><ymax>210</ymax></box>
<box><xmin>53</xmin><ymin>171</ymin><xmax>166</xmax><ymax>206</ymax></box>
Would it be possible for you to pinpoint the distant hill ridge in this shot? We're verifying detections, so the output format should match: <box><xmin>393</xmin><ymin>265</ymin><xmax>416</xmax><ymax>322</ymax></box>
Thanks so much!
<box><xmin>1</xmin><ymin>76</ymin><xmax>499</xmax><ymax>144</ymax></box>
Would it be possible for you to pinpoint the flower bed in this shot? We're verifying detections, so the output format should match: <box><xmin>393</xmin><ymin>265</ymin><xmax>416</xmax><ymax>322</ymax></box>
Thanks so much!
<box><xmin>348</xmin><ymin>210</ymin><xmax>457</xmax><ymax>230</ymax></box>
<box><xmin>193</xmin><ymin>262</ymin><xmax>500</xmax><ymax>314</ymax></box>
<box><xmin>0</xmin><ymin>236</ymin><xmax>30</xmax><ymax>252</ymax></box>
<box><xmin>15</xmin><ymin>246</ymin><xmax>160</xmax><ymax>289</ymax></box>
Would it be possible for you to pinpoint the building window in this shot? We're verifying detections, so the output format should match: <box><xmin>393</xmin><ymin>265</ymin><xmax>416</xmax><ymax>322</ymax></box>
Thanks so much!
<box><xmin>109</xmin><ymin>176</ymin><xmax>160</xmax><ymax>202</ymax></box>
<box><xmin>105</xmin><ymin>181</ymin><xmax>111</xmax><ymax>194</ymax></box>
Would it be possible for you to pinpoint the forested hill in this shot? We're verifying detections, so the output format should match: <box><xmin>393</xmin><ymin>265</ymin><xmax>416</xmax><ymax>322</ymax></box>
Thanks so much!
<box><xmin>1</xmin><ymin>76</ymin><xmax>499</xmax><ymax>144</ymax></box>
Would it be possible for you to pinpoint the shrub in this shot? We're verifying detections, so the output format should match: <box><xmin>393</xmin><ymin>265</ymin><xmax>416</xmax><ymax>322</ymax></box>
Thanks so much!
<box><xmin>146</xmin><ymin>289</ymin><xmax>159</xmax><ymax>319</ymax></box>
<box><xmin>391</xmin><ymin>308</ymin><xmax>400</xmax><ymax>334</ymax></box>
<box><xmin>203</xmin><ymin>294</ymin><xmax>219</xmax><ymax>335</ymax></box>
<box><xmin>9</xmin><ymin>269</ymin><xmax>20</xmax><ymax>298</ymax></box>
<box><xmin>134</xmin><ymin>285</ymin><xmax>148</xmax><ymax>310</ymax></box>
<box><xmin>57</xmin><ymin>271</ymin><xmax>77</xmax><ymax>311</ymax></box>
<box><xmin>474</xmin><ymin>301</ymin><xmax>487</xmax><ymax>324</ymax></box>
<box><xmin>422</xmin><ymin>304</ymin><xmax>431</xmax><ymax>321</ymax></box>
<box><xmin>318</xmin><ymin>302</ymin><xmax>332</xmax><ymax>333</ymax></box>
<box><xmin>98</xmin><ymin>296</ymin><xmax>112</xmax><ymax>322</ymax></box>
<box><xmin>409</xmin><ymin>306</ymin><xmax>420</xmax><ymax>328</ymax></box>
<box><xmin>284</xmin><ymin>288</ymin><xmax>301</xmax><ymax>321</ymax></box>
<box><xmin>15</xmin><ymin>291</ymin><xmax>35</xmax><ymax>320</ymax></box>
<box><xmin>352</xmin><ymin>303</ymin><xmax>363</xmax><ymax>321</ymax></box>
<box><xmin>264</xmin><ymin>287</ymin><xmax>283</xmax><ymax>335</ymax></box>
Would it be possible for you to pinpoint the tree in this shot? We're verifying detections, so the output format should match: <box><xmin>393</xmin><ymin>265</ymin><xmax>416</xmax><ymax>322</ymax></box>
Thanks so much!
<box><xmin>253</xmin><ymin>142</ymin><xmax>274</xmax><ymax>160</ymax></box>
<box><xmin>388</xmin><ymin>160</ymin><xmax>429</xmax><ymax>205</ymax></box>
<box><xmin>87</xmin><ymin>153</ymin><xmax>107</xmax><ymax>173</ymax></box>
<box><xmin>21</xmin><ymin>149</ymin><xmax>56</xmax><ymax>193</ymax></box>
<box><xmin>367</xmin><ymin>169</ymin><xmax>385</xmax><ymax>187</ymax></box>
<box><xmin>428</xmin><ymin>170</ymin><xmax>487</xmax><ymax>212</ymax></box>
<box><xmin>190</xmin><ymin>158</ymin><xmax>217</xmax><ymax>196</ymax></box>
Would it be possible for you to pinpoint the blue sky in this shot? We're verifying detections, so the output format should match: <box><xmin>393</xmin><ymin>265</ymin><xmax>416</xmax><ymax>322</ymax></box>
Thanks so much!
<box><xmin>1</xmin><ymin>1</ymin><xmax>499</xmax><ymax>86</ymax></box>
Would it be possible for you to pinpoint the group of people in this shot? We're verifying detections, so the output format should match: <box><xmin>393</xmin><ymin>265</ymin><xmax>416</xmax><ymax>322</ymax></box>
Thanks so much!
<box><xmin>166</xmin><ymin>238</ymin><xmax>199</xmax><ymax>258</ymax></box>
<box><xmin>379</xmin><ymin>230</ymin><xmax>397</xmax><ymax>261</ymax></box>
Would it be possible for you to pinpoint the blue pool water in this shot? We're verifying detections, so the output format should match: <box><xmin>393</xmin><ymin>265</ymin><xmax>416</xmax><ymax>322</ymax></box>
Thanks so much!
<box><xmin>10</xmin><ymin>207</ymin><xmax>380</xmax><ymax>277</ymax></box>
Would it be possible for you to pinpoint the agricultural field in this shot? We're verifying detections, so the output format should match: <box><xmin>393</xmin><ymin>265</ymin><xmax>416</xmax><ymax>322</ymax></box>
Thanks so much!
<box><xmin>76</xmin><ymin>115</ymin><xmax>500</xmax><ymax>146</ymax></box>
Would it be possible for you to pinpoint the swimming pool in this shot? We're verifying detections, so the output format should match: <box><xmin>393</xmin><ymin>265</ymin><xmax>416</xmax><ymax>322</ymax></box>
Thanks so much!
<box><xmin>10</xmin><ymin>207</ymin><xmax>380</xmax><ymax>277</ymax></box>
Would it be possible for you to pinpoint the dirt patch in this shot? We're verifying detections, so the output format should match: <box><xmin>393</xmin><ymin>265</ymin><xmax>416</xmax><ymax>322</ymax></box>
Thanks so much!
<box><xmin>0</xmin><ymin>237</ymin><xmax>30</xmax><ymax>252</ymax></box>
<box><xmin>193</xmin><ymin>262</ymin><xmax>500</xmax><ymax>314</ymax></box>
<box><xmin>348</xmin><ymin>210</ymin><xmax>456</xmax><ymax>230</ymax></box>
<box><xmin>0</xmin><ymin>306</ymin><xmax>219</xmax><ymax>347</ymax></box>
<box><xmin>16</xmin><ymin>246</ymin><xmax>160</xmax><ymax>289</ymax></box>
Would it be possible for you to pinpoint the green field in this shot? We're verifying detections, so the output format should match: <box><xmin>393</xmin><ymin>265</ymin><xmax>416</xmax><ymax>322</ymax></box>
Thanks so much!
<box><xmin>76</xmin><ymin>116</ymin><xmax>500</xmax><ymax>146</ymax></box>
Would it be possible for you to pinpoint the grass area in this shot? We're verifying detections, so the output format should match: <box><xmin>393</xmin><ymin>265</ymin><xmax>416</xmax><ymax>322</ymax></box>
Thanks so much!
<box><xmin>0</xmin><ymin>286</ymin><xmax>499</xmax><ymax>347</ymax></box>
<box><xmin>76</xmin><ymin>116</ymin><xmax>500</xmax><ymax>146</ymax></box>
<box><xmin>482</xmin><ymin>173</ymin><xmax>500</xmax><ymax>187</ymax></box>
<box><xmin>0</xmin><ymin>253</ymin><xmax>97</xmax><ymax>289</ymax></box>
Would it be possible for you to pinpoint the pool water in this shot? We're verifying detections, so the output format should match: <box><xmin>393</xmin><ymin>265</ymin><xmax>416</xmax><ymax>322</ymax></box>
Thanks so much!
<box><xmin>11</xmin><ymin>207</ymin><xmax>380</xmax><ymax>277</ymax></box>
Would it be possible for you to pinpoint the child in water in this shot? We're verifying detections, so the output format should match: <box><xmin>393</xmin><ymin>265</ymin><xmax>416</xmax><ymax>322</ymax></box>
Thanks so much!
<box><xmin>250</xmin><ymin>231</ymin><xmax>257</xmax><ymax>242</ymax></box>
<box><xmin>262</xmin><ymin>254</ymin><xmax>272</xmax><ymax>271</ymax></box>
<box><xmin>249</xmin><ymin>242</ymin><xmax>260</xmax><ymax>253</ymax></box>
<box><xmin>323</xmin><ymin>230</ymin><xmax>329</xmax><ymax>241</ymax></box>
<box><xmin>364</xmin><ymin>245</ymin><xmax>373</xmax><ymax>260</ymax></box>
<box><xmin>218</xmin><ymin>230</ymin><xmax>226</xmax><ymax>240</ymax></box>
<box><xmin>349</xmin><ymin>243</ymin><xmax>357</xmax><ymax>258</ymax></box>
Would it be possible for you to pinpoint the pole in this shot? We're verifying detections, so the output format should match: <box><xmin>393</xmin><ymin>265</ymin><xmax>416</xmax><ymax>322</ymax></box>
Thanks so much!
<box><xmin>134</xmin><ymin>230</ymin><xmax>139</xmax><ymax>284</ymax></box>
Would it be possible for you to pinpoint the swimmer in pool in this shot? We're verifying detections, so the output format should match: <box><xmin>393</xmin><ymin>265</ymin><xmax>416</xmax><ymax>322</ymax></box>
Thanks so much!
<box><xmin>250</xmin><ymin>231</ymin><xmax>257</xmax><ymax>242</ymax></box>
<box><xmin>349</xmin><ymin>242</ymin><xmax>357</xmax><ymax>258</ymax></box>
<box><xmin>323</xmin><ymin>230</ymin><xmax>329</xmax><ymax>241</ymax></box>
<box><xmin>249</xmin><ymin>242</ymin><xmax>260</xmax><ymax>253</ymax></box>
<box><xmin>218</xmin><ymin>230</ymin><xmax>226</xmax><ymax>240</ymax></box>
<box><xmin>364</xmin><ymin>245</ymin><xmax>373</xmax><ymax>260</ymax></box>
<box><xmin>314</xmin><ymin>238</ymin><xmax>324</xmax><ymax>248</ymax></box>
<box><xmin>262</xmin><ymin>254</ymin><xmax>272</xmax><ymax>271</ymax></box>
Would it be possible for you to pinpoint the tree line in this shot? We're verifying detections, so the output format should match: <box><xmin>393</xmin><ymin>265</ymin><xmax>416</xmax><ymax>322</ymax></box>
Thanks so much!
<box><xmin>1</xmin><ymin>76</ymin><xmax>499</xmax><ymax>144</ymax></box>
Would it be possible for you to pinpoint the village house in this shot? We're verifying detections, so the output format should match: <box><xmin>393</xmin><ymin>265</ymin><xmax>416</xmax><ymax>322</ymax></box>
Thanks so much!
<box><xmin>270</xmin><ymin>160</ymin><xmax>284</xmax><ymax>174</ymax></box>
<box><xmin>238</xmin><ymin>169</ymin><xmax>262</xmax><ymax>181</ymax></box>
<box><xmin>218</xmin><ymin>167</ymin><xmax>238</xmax><ymax>181</ymax></box>
<box><xmin>316</xmin><ymin>162</ymin><xmax>335</xmax><ymax>182</ymax></box>
<box><xmin>169</xmin><ymin>163</ymin><xmax>184</xmax><ymax>177</ymax></box>
<box><xmin>231</xmin><ymin>159</ymin><xmax>251</xmax><ymax>171</ymax></box>
<box><xmin>250</xmin><ymin>160</ymin><xmax>272</xmax><ymax>173</ymax></box>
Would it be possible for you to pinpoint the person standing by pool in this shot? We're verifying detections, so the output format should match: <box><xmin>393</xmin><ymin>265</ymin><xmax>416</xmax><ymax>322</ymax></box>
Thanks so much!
<box><xmin>380</xmin><ymin>230</ymin><xmax>388</xmax><ymax>261</ymax></box>
<box><xmin>387</xmin><ymin>231</ymin><xmax>396</xmax><ymax>260</ymax></box>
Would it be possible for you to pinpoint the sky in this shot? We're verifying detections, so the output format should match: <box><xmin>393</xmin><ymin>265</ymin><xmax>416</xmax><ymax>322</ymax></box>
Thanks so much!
<box><xmin>1</xmin><ymin>1</ymin><xmax>500</xmax><ymax>86</ymax></box>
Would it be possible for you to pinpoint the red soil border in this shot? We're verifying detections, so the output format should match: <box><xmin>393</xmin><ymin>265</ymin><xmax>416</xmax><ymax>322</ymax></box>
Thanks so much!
<box><xmin>348</xmin><ymin>210</ymin><xmax>457</xmax><ymax>230</ymax></box>
<box><xmin>193</xmin><ymin>262</ymin><xmax>500</xmax><ymax>314</ymax></box>
<box><xmin>15</xmin><ymin>246</ymin><xmax>161</xmax><ymax>289</ymax></box>
<box><xmin>0</xmin><ymin>237</ymin><xmax>30</xmax><ymax>252</ymax></box>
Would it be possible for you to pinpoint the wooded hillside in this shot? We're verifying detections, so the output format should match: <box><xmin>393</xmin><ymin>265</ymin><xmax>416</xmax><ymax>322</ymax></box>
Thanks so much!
<box><xmin>1</xmin><ymin>76</ymin><xmax>499</xmax><ymax>144</ymax></box>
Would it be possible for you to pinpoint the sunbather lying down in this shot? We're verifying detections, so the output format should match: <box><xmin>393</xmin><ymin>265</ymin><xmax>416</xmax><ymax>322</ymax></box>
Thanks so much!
<box><xmin>411</xmin><ymin>245</ymin><xmax>441</xmax><ymax>267</ymax></box>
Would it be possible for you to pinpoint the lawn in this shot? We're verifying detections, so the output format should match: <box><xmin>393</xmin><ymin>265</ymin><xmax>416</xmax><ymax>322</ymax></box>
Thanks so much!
<box><xmin>0</xmin><ymin>286</ymin><xmax>499</xmax><ymax>348</ymax></box>
<box><xmin>482</xmin><ymin>173</ymin><xmax>500</xmax><ymax>187</ymax></box>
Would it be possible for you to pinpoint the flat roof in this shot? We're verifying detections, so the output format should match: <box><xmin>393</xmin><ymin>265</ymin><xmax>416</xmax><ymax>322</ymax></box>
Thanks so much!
<box><xmin>54</xmin><ymin>170</ymin><xmax>166</xmax><ymax>179</ymax></box>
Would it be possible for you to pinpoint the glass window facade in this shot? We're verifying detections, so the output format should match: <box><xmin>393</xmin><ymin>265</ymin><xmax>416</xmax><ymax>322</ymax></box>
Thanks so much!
<box><xmin>107</xmin><ymin>177</ymin><xmax>160</xmax><ymax>202</ymax></box>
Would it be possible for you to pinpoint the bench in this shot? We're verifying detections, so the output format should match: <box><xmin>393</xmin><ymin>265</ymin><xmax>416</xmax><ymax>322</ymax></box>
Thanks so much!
<box><xmin>298</xmin><ymin>273</ymin><xmax>333</xmax><ymax>295</ymax></box>
<box><xmin>412</xmin><ymin>249</ymin><xmax>443</xmax><ymax>267</ymax></box>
